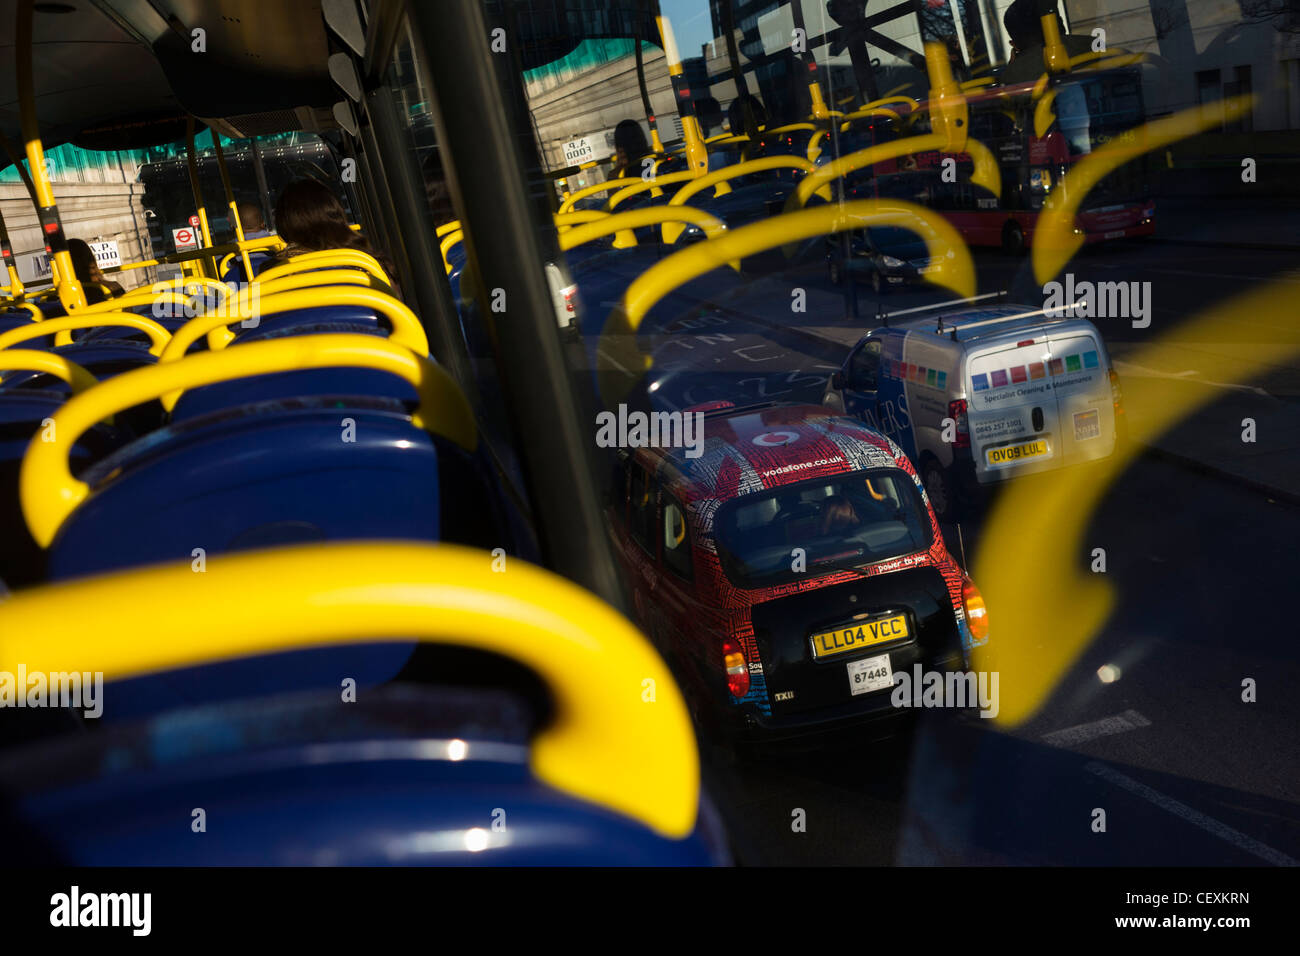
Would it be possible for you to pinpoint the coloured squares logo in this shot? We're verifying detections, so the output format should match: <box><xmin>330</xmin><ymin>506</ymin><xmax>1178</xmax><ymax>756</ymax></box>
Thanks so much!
<box><xmin>1048</xmin><ymin>358</ymin><xmax>1064</xmax><ymax>375</ymax></box>
<box><xmin>1010</xmin><ymin>365</ymin><xmax>1027</xmax><ymax>384</ymax></box>
<box><xmin>990</xmin><ymin>369</ymin><xmax>1008</xmax><ymax>387</ymax></box>
<box><xmin>1083</xmin><ymin>350</ymin><xmax>1099</xmax><ymax>368</ymax></box>
<box><xmin>926</xmin><ymin>368</ymin><xmax>937</xmax><ymax>387</ymax></box>
<box><xmin>1065</xmin><ymin>354</ymin><xmax>1082</xmax><ymax>372</ymax></box>
<box><xmin>972</xmin><ymin>372</ymin><xmax>989</xmax><ymax>391</ymax></box>
<box><xmin>1029</xmin><ymin>362</ymin><xmax>1045</xmax><ymax>379</ymax></box>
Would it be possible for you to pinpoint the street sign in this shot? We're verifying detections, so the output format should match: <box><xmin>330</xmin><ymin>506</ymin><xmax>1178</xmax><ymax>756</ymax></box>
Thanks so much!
<box><xmin>188</xmin><ymin>214</ymin><xmax>200</xmax><ymax>227</ymax></box>
<box><xmin>172</xmin><ymin>227</ymin><xmax>199</xmax><ymax>252</ymax></box>
<box><xmin>17</xmin><ymin>251</ymin><xmax>51</xmax><ymax>284</ymax></box>
<box><xmin>88</xmin><ymin>239</ymin><xmax>121</xmax><ymax>270</ymax></box>
<box><xmin>562</xmin><ymin>136</ymin><xmax>597</xmax><ymax>165</ymax></box>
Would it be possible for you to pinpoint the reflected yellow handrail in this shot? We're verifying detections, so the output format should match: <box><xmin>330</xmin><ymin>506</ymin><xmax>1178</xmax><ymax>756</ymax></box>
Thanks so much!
<box><xmin>785</xmin><ymin>132</ymin><xmax>1001</xmax><ymax>211</ymax></box>
<box><xmin>161</xmin><ymin>286</ymin><xmax>430</xmax><ymax>381</ymax></box>
<box><xmin>610</xmin><ymin>200</ymin><xmax>975</xmax><ymax>336</ymax></box>
<box><xmin>256</xmin><ymin>249</ymin><xmax>392</xmax><ymax>288</ymax></box>
<box><xmin>435</xmin><ymin>220</ymin><xmax>462</xmax><ymax>238</ymax></box>
<box><xmin>558</xmin><ymin>179</ymin><xmax>637</xmax><ymax>215</ymax></box>
<box><xmin>1032</xmin><ymin>97</ymin><xmax>1254</xmax><ymax>284</ymax></box>
<box><xmin>559</xmin><ymin>207</ymin><xmax>735</xmax><ymax>269</ymax></box>
<box><xmin>553</xmin><ymin>209</ymin><xmax>610</xmax><ymax>232</ymax></box>
<box><xmin>22</xmin><ymin>334</ymin><xmax>476</xmax><ymax>547</ymax></box>
<box><xmin>662</xmin><ymin>157</ymin><xmax>833</xmax><ymax>243</ymax></box>
<box><xmin>0</xmin><ymin>311</ymin><xmax>171</xmax><ymax>356</ymax></box>
<box><xmin>604</xmin><ymin>169</ymin><xmax>701</xmax><ymax>210</ymax></box>
<box><xmin>836</xmin><ymin>108</ymin><xmax>902</xmax><ymax>133</ymax></box>
<box><xmin>0</xmin><ymin>540</ymin><xmax>699</xmax><ymax>838</ymax></box>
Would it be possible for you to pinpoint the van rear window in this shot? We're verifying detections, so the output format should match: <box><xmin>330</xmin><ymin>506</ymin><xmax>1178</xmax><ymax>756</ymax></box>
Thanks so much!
<box><xmin>713</xmin><ymin>469</ymin><xmax>932</xmax><ymax>589</ymax></box>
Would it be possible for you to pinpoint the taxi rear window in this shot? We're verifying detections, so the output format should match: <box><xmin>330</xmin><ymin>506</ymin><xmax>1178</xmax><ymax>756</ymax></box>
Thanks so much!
<box><xmin>713</xmin><ymin>469</ymin><xmax>931</xmax><ymax>589</ymax></box>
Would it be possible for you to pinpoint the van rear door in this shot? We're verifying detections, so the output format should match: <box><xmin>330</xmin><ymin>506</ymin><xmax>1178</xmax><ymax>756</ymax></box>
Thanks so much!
<box><xmin>965</xmin><ymin>335</ymin><xmax>1061</xmax><ymax>483</ymax></box>
<box><xmin>1043</xmin><ymin>326</ymin><xmax>1116</xmax><ymax>466</ymax></box>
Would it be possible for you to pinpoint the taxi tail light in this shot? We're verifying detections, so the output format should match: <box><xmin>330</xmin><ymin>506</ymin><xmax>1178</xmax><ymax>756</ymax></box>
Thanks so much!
<box><xmin>961</xmin><ymin>576</ymin><xmax>989</xmax><ymax>643</ymax></box>
<box><xmin>1109</xmin><ymin>367</ymin><xmax>1124</xmax><ymax>416</ymax></box>
<box><xmin>948</xmin><ymin>399</ymin><xmax>970</xmax><ymax>448</ymax></box>
<box><xmin>722</xmin><ymin>639</ymin><xmax>750</xmax><ymax>699</ymax></box>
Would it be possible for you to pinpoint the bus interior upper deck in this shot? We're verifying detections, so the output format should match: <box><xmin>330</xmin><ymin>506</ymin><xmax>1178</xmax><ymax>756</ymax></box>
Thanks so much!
<box><xmin>0</xmin><ymin>0</ymin><xmax>1278</xmax><ymax>872</ymax></box>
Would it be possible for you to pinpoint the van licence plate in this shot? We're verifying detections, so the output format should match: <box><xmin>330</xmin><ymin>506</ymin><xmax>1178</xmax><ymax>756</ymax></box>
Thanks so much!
<box><xmin>987</xmin><ymin>439</ymin><xmax>1048</xmax><ymax>465</ymax></box>
<box><xmin>810</xmin><ymin>613</ymin><xmax>909</xmax><ymax>660</ymax></box>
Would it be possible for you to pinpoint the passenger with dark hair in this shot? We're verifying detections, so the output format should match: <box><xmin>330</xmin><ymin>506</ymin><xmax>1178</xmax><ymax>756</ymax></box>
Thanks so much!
<box><xmin>999</xmin><ymin>0</ymin><xmax>1094</xmax><ymax>85</ymax></box>
<box><xmin>421</xmin><ymin>148</ymin><xmax>455</xmax><ymax>225</ymax></box>
<box><xmin>726</xmin><ymin>94</ymin><xmax>767</xmax><ymax>137</ymax></box>
<box><xmin>270</xmin><ymin>178</ymin><xmax>393</xmax><ymax>280</ymax></box>
<box><xmin>233</xmin><ymin>200</ymin><xmax>270</xmax><ymax>239</ymax></box>
<box><xmin>67</xmin><ymin>238</ymin><xmax>123</xmax><ymax>305</ymax></box>
<box><xmin>694</xmin><ymin>97</ymin><xmax>724</xmax><ymax>138</ymax></box>
<box><xmin>611</xmin><ymin>119</ymin><xmax>651</xmax><ymax>178</ymax></box>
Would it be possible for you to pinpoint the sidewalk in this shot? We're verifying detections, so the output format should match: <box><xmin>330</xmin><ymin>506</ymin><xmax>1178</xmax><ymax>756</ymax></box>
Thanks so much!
<box><xmin>1150</xmin><ymin>196</ymin><xmax>1300</xmax><ymax>251</ymax></box>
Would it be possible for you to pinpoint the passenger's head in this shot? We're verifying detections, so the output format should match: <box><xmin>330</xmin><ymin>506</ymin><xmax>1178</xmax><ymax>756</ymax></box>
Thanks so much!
<box><xmin>613</xmin><ymin>119</ymin><xmax>650</xmax><ymax>167</ymax></box>
<box><xmin>727</xmin><ymin>95</ymin><xmax>768</xmax><ymax>136</ymax></box>
<box><xmin>66</xmin><ymin>238</ymin><xmax>97</xmax><ymax>285</ymax></box>
<box><xmin>1003</xmin><ymin>0</ymin><xmax>1065</xmax><ymax>57</ymax></box>
<box><xmin>422</xmin><ymin>148</ymin><xmax>454</xmax><ymax>225</ymax></box>
<box><xmin>66</xmin><ymin>238</ymin><xmax>107</xmax><ymax>304</ymax></box>
<box><xmin>235</xmin><ymin>200</ymin><xmax>265</xmax><ymax>233</ymax></box>
<box><xmin>820</xmin><ymin>495</ymin><xmax>859</xmax><ymax>536</ymax></box>
<box><xmin>694</xmin><ymin>97</ymin><xmax>723</xmax><ymax>136</ymax></box>
<box><xmin>273</xmin><ymin>179</ymin><xmax>357</xmax><ymax>252</ymax></box>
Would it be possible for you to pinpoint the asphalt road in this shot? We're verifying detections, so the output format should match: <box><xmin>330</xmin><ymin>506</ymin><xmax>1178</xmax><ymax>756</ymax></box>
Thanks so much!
<box><xmin>593</xmin><ymin>236</ymin><xmax>1300</xmax><ymax>865</ymax></box>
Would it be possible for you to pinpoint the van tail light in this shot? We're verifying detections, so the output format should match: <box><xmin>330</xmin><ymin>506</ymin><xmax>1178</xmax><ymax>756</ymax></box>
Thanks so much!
<box><xmin>1109</xmin><ymin>368</ymin><xmax>1124</xmax><ymax>416</ymax></box>
<box><xmin>948</xmin><ymin>399</ymin><xmax>970</xmax><ymax>448</ymax></box>
<box><xmin>722</xmin><ymin>639</ymin><xmax>750</xmax><ymax>699</ymax></box>
<box><xmin>962</xmin><ymin>576</ymin><xmax>989</xmax><ymax>643</ymax></box>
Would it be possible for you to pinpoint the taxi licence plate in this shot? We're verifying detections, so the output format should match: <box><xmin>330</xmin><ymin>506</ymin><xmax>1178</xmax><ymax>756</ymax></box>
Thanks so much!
<box><xmin>987</xmin><ymin>439</ymin><xmax>1048</xmax><ymax>465</ymax></box>
<box><xmin>810</xmin><ymin>613</ymin><xmax>909</xmax><ymax>660</ymax></box>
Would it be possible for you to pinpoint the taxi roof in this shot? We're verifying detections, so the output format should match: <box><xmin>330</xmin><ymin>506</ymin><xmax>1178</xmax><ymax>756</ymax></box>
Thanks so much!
<box><xmin>647</xmin><ymin>404</ymin><xmax>912</xmax><ymax>505</ymax></box>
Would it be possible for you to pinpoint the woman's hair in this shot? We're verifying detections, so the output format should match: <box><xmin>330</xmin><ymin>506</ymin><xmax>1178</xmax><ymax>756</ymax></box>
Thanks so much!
<box><xmin>819</xmin><ymin>495</ymin><xmax>859</xmax><ymax>536</ymax></box>
<box><xmin>274</xmin><ymin>179</ymin><xmax>368</xmax><ymax>254</ymax></box>
<box><xmin>613</xmin><ymin>119</ymin><xmax>650</xmax><ymax>159</ymax></box>
<box><xmin>66</xmin><ymin>238</ymin><xmax>107</xmax><ymax>304</ymax></box>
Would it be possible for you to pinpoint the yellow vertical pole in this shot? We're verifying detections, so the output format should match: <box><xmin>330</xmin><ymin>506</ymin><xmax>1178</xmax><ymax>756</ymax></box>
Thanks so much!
<box><xmin>185</xmin><ymin>118</ymin><xmax>218</xmax><ymax>278</ymax></box>
<box><xmin>16</xmin><ymin>0</ymin><xmax>85</xmax><ymax>312</ymax></box>
<box><xmin>212</xmin><ymin>133</ymin><xmax>255</xmax><ymax>282</ymax></box>
<box><xmin>1040</xmin><ymin>12</ymin><xmax>1070</xmax><ymax>75</ymax></box>
<box><xmin>656</xmin><ymin>16</ymin><xmax>707</xmax><ymax>176</ymax></box>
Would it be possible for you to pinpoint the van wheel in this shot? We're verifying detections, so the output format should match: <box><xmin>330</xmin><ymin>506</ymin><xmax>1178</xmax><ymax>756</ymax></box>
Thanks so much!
<box><xmin>1001</xmin><ymin>221</ymin><xmax>1026</xmax><ymax>257</ymax></box>
<box><xmin>923</xmin><ymin>459</ymin><xmax>959</xmax><ymax>522</ymax></box>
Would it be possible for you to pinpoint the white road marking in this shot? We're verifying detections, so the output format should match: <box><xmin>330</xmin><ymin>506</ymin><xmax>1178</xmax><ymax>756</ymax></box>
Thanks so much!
<box><xmin>1041</xmin><ymin>709</ymin><xmax>1151</xmax><ymax>746</ymax></box>
<box><xmin>595</xmin><ymin>347</ymin><xmax>631</xmax><ymax>374</ymax></box>
<box><xmin>1113</xmin><ymin>359</ymin><xmax>1274</xmax><ymax>397</ymax></box>
<box><xmin>1085</xmin><ymin>761</ymin><xmax>1299</xmax><ymax>866</ymax></box>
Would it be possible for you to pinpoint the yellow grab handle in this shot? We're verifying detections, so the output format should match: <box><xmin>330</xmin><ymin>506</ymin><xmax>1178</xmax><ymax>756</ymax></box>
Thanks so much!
<box><xmin>0</xmin><ymin>540</ymin><xmax>700</xmax><ymax>838</ymax></box>
<box><xmin>558</xmin><ymin>179</ymin><xmax>638</xmax><ymax>215</ymax></box>
<box><xmin>256</xmin><ymin>249</ymin><xmax>392</xmax><ymax>288</ymax></box>
<box><xmin>435</xmin><ymin>219</ymin><xmax>462</xmax><ymax>238</ymax></box>
<box><xmin>440</xmin><ymin>230</ymin><xmax>464</xmax><ymax>274</ymax></box>
<box><xmin>22</xmin><ymin>333</ymin><xmax>476</xmax><ymax>547</ymax></box>
<box><xmin>785</xmin><ymin>131</ymin><xmax>1001</xmax><ymax>211</ymax></box>
<box><xmin>611</xmin><ymin>199</ymin><xmax>975</xmax><ymax>335</ymax></box>
<box><xmin>553</xmin><ymin>210</ymin><xmax>609</xmax><ymax>232</ymax></box>
<box><xmin>1033</xmin><ymin>97</ymin><xmax>1254</xmax><ymax>284</ymax></box>
<box><xmin>662</xmin><ymin>156</ymin><xmax>833</xmax><ymax>243</ymax></box>
<box><xmin>558</xmin><ymin>207</ymin><xmax>735</xmax><ymax>267</ymax></box>
<box><xmin>604</xmin><ymin>169</ymin><xmax>702</xmax><ymax>211</ymax></box>
<box><xmin>161</xmin><ymin>286</ymin><xmax>430</xmax><ymax>377</ymax></box>
<box><xmin>0</xmin><ymin>348</ymin><xmax>99</xmax><ymax>394</ymax></box>
<box><xmin>0</xmin><ymin>311</ymin><xmax>171</xmax><ymax>356</ymax></box>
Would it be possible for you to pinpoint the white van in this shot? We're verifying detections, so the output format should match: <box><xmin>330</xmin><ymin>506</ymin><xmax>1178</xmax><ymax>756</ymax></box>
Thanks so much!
<box><xmin>822</xmin><ymin>304</ymin><xmax>1122</xmax><ymax>519</ymax></box>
